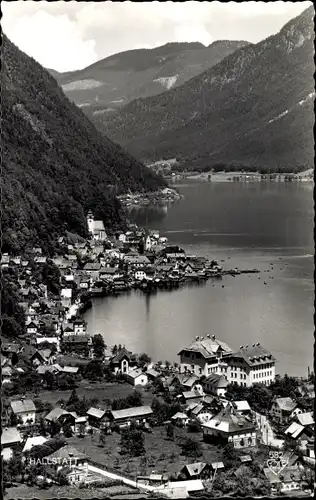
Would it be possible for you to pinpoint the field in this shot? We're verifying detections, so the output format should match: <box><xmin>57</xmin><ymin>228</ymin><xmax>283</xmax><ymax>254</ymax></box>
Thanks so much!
<box><xmin>13</xmin><ymin>381</ymin><xmax>154</xmax><ymax>407</ymax></box>
<box><xmin>66</xmin><ymin>425</ymin><xmax>223</xmax><ymax>478</ymax></box>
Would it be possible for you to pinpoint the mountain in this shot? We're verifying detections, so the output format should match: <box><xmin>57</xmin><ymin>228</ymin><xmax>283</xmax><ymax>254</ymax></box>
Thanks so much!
<box><xmin>54</xmin><ymin>40</ymin><xmax>250</xmax><ymax>115</ymax></box>
<box><xmin>2</xmin><ymin>35</ymin><xmax>166</xmax><ymax>255</ymax></box>
<box><xmin>100</xmin><ymin>7</ymin><xmax>315</xmax><ymax>172</ymax></box>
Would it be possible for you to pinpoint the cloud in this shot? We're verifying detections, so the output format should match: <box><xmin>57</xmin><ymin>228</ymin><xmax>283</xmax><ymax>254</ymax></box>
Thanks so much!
<box><xmin>2</xmin><ymin>0</ymin><xmax>313</xmax><ymax>72</ymax></box>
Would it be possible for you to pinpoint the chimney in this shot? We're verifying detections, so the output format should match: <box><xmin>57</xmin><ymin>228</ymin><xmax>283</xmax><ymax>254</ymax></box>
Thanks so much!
<box><xmin>207</xmin><ymin>334</ymin><xmax>211</xmax><ymax>339</ymax></box>
<box><xmin>201</xmin><ymin>336</ymin><xmax>204</xmax><ymax>341</ymax></box>
<box><xmin>257</xmin><ymin>342</ymin><xmax>260</xmax><ymax>346</ymax></box>
<box><xmin>252</xmin><ymin>344</ymin><xmax>256</xmax><ymax>347</ymax></box>
<box><xmin>245</xmin><ymin>345</ymin><xmax>248</xmax><ymax>348</ymax></box>
<box><xmin>212</xmin><ymin>335</ymin><xmax>216</xmax><ymax>340</ymax></box>
<box><xmin>240</xmin><ymin>346</ymin><xmax>243</xmax><ymax>350</ymax></box>
<box><xmin>196</xmin><ymin>336</ymin><xmax>199</xmax><ymax>341</ymax></box>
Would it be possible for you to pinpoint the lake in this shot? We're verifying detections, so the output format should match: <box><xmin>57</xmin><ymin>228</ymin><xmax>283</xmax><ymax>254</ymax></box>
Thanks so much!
<box><xmin>84</xmin><ymin>181</ymin><xmax>314</xmax><ymax>377</ymax></box>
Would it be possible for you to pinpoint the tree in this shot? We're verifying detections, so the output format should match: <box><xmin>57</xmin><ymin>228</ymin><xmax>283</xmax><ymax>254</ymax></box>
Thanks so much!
<box><xmin>84</xmin><ymin>360</ymin><xmax>104</xmax><ymax>380</ymax></box>
<box><xmin>166</xmin><ymin>423</ymin><xmax>174</xmax><ymax>440</ymax></box>
<box><xmin>120</xmin><ymin>428</ymin><xmax>145</xmax><ymax>456</ymax></box>
<box><xmin>67</xmin><ymin>389</ymin><xmax>79</xmax><ymax>406</ymax></box>
<box><xmin>92</xmin><ymin>334</ymin><xmax>106</xmax><ymax>359</ymax></box>
<box><xmin>138</xmin><ymin>352</ymin><xmax>151</xmax><ymax>368</ymax></box>
<box><xmin>180</xmin><ymin>437</ymin><xmax>202</xmax><ymax>458</ymax></box>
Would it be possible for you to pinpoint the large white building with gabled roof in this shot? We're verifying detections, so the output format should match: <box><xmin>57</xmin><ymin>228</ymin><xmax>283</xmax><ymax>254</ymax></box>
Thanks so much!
<box><xmin>178</xmin><ymin>336</ymin><xmax>276</xmax><ymax>387</ymax></box>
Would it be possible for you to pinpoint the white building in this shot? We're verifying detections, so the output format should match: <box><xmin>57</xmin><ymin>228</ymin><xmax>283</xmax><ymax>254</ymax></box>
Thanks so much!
<box><xmin>127</xmin><ymin>368</ymin><xmax>148</xmax><ymax>387</ymax></box>
<box><xmin>86</xmin><ymin>211</ymin><xmax>107</xmax><ymax>241</ymax></box>
<box><xmin>178</xmin><ymin>335</ymin><xmax>233</xmax><ymax>377</ymax></box>
<box><xmin>10</xmin><ymin>399</ymin><xmax>36</xmax><ymax>426</ymax></box>
<box><xmin>227</xmin><ymin>343</ymin><xmax>276</xmax><ymax>387</ymax></box>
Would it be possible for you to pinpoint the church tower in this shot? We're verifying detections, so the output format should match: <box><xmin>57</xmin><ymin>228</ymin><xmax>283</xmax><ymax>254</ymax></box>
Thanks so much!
<box><xmin>87</xmin><ymin>211</ymin><xmax>94</xmax><ymax>235</ymax></box>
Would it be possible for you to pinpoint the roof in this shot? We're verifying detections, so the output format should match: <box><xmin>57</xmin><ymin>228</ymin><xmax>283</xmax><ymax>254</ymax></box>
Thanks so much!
<box><xmin>233</xmin><ymin>400</ymin><xmax>251</xmax><ymax>412</ymax></box>
<box><xmin>211</xmin><ymin>462</ymin><xmax>225</xmax><ymax>470</ymax></box>
<box><xmin>45</xmin><ymin>408</ymin><xmax>70</xmax><ymax>422</ymax></box>
<box><xmin>166</xmin><ymin>480</ymin><xmax>204</xmax><ymax>492</ymax></box>
<box><xmin>61</xmin><ymin>366</ymin><xmax>79</xmax><ymax>374</ymax></box>
<box><xmin>83</xmin><ymin>263</ymin><xmax>101</xmax><ymax>271</ymax></box>
<box><xmin>1</xmin><ymin>427</ymin><xmax>23</xmax><ymax>446</ymax></box>
<box><xmin>125</xmin><ymin>255</ymin><xmax>150</xmax><ymax>264</ymax></box>
<box><xmin>285</xmin><ymin>422</ymin><xmax>305</xmax><ymax>439</ymax></box>
<box><xmin>10</xmin><ymin>399</ymin><xmax>36</xmax><ymax>414</ymax></box>
<box><xmin>183</xmin><ymin>462</ymin><xmax>207</xmax><ymax>476</ymax></box>
<box><xmin>274</xmin><ymin>397</ymin><xmax>297</xmax><ymax>412</ymax></box>
<box><xmin>146</xmin><ymin>368</ymin><xmax>160</xmax><ymax>378</ymax></box>
<box><xmin>178</xmin><ymin>336</ymin><xmax>233</xmax><ymax>359</ymax></box>
<box><xmin>182</xmin><ymin>391</ymin><xmax>201</xmax><ymax>400</ymax></box>
<box><xmin>203</xmin><ymin>406</ymin><xmax>255</xmax><ymax>434</ymax></box>
<box><xmin>93</xmin><ymin>220</ymin><xmax>105</xmax><ymax>231</ymax></box>
<box><xmin>191</xmin><ymin>404</ymin><xmax>205</xmax><ymax>416</ymax></box>
<box><xmin>110</xmin><ymin>405</ymin><xmax>153</xmax><ymax>421</ymax></box>
<box><xmin>171</xmin><ymin>412</ymin><xmax>188</xmax><ymax>420</ymax></box>
<box><xmin>297</xmin><ymin>412</ymin><xmax>314</xmax><ymax>426</ymax></box>
<box><xmin>23</xmin><ymin>436</ymin><xmax>47</xmax><ymax>452</ymax></box>
<box><xmin>111</xmin><ymin>348</ymin><xmax>134</xmax><ymax>363</ymax></box>
<box><xmin>204</xmin><ymin>373</ymin><xmax>229</xmax><ymax>388</ymax></box>
<box><xmin>264</xmin><ymin>466</ymin><xmax>304</xmax><ymax>485</ymax></box>
<box><xmin>128</xmin><ymin>368</ymin><xmax>146</xmax><ymax>379</ymax></box>
<box><xmin>231</xmin><ymin>344</ymin><xmax>276</xmax><ymax>366</ymax></box>
<box><xmin>87</xmin><ymin>407</ymin><xmax>106</xmax><ymax>419</ymax></box>
<box><xmin>46</xmin><ymin>445</ymin><xmax>88</xmax><ymax>461</ymax></box>
<box><xmin>240</xmin><ymin>455</ymin><xmax>252</xmax><ymax>463</ymax></box>
<box><xmin>175</xmin><ymin>374</ymin><xmax>199</xmax><ymax>387</ymax></box>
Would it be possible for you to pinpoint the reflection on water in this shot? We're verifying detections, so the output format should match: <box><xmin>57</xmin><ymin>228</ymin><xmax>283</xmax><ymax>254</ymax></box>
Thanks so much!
<box><xmin>85</xmin><ymin>181</ymin><xmax>314</xmax><ymax>377</ymax></box>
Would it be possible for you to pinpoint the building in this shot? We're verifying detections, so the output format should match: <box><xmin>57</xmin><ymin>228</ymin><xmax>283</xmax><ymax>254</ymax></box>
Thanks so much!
<box><xmin>10</xmin><ymin>399</ymin><xmax>36</xmax><ymax>426</ymax></box>
<box><xmin>270</xmin><ymin>397</ymin><xmax>302</xmax><ymax>423</ymax></box>
<box><xmin>180</xmin><ymin>462</ymin><xmax>210</xmax><ymax>480</ymax></box>
<box><xmin>127</xmin><ymin>368</ymin><xmax>148</xmax><ymax>387</ymax></box>
<box><xmin>1</xmin><ymin>427</ymin><xmax>23</xmax><ymax>461</ymax></box>
<box><xmin>227</xmin><ymin>343</ymin><xmax>276</xmax><ymax>387</ymax></box>
<box><xmin>178</xmin><ymin>335</ymin><xmax>233</xmax><ymax>377</ymax></box>
<box><xmin>263</xmin><ymin>466</ymin><xmax>310</xmax><ymax>494</ymax></box>
<box><xmin>108</xmin><ymin>406</ymin><xmax>153</xmax><ymax>427</ymax></box>
<box><xmin>171</xmin><ymin>412</ymin><xmax>190</xmax><ymax>427</ymax></box>
<box><xmin>22</xmin><ymin>436</ymin><xmax>48</xmax><ymax>453</ymax></box>
<box><xmin>86</xmin><ymin>211</ymin><xmax>107</xmax><ymax>241</ymax></box>
<box><xmin>45</xmin><ymin>445</ymin><xmax>89</xmax><ymax>481</ymax></box>
<box><xmin>203</xmin><ymin>405</ymin><xmax>257</xmax><ymax>449</ymax></box>
<box><xmin>110</xmin><ymin>348</ymin><xmax>138</xmax><ymax>375</ymax></box>
<box><xmin>86</xmin><ymin>407</ymin><xmax>107</xmax><ymax>428</ymax></box>
<box><xmin>203</xmin><ymin>373</ymin><xmax>229</xmax><ymax>397</ymax></box>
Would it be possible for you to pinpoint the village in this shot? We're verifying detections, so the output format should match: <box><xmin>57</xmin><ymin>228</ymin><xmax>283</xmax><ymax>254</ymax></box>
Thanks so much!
<box><xmin>1</xmin><ymin>212</ymin><xmax>315</xmax><ymax>498</ymax></box>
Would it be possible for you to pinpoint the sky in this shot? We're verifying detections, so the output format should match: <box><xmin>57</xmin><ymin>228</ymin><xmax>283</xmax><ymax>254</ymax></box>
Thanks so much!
<box><xmin>2</xmin><ymin>1</ymin><xmax>313</xmax><ymax>72</ymax></box>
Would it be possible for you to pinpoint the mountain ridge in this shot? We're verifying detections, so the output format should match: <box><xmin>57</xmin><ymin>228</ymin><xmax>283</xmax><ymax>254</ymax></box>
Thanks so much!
<box><xmin>2</xmin><ymin>35</ymin><xmax>166</xmax><ymax>255</ymax></box>
<box><xmin>98</xmin><ymin>6</ymin><xmax>315</xmax><ymax>172</ymax></box>
<box><xmin>52</xmin><ymin>39</ymin><xmax>250</xmax><ymax>114</ymax></box>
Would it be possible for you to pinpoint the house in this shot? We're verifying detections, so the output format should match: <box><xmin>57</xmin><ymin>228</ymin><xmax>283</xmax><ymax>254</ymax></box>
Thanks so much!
<box><xmin>124</xmin><ymin>255</ymin><xmax>150</xmax><ymax>267</ymax></box>
<box><xmin>178</xmin><ymin>335</ymin><xmax>233</xmax><ymax>377</ymax></box>
<box><xmin>227</xmin><ymin>343</ymin><xmax>276</xmax><ymax>387</ymax></box>
<box><xmin>45</xmin><ymin>445</ymin><xmax>89</xmax><ymax>479</ymax></box>
<box><xmin>86</xmin><ymin>407</ymin><xmax>107</xmax><ymax>428</ymax></box>
<box><xmin>127</xmin><ymin>368</ymin><xmax>148</xmax><ymax>387</ymax></box>
<box><xmin>99</xmin><ymin>267</ymin><xmax>121</xmax><ymax>282</ymax></box>
<box><xmin>61</xmin><ymin>288</ymin><xmax>72</xmax><ymax>300</ymax></box>
<box><xmin>134</xmin><ymin>268</ymin><xmax>148</xmax><ymax>281</ymax></box>
<box><xmin>211</xmin><ymin>462</ymin><xmax>225</xmax><ymax>472</ymax></box>
<box><xmin>83</xmin><ymin>262</ymin><xmax>101</xmax><ymax>279</ymax></box>
<box><xmin>203</xmin><ymin>405</ymin><xmax>257</xmax><ymax>448</ymax></box>
<box><xmin>284</xmin><ymin>422</ymin><xmax>314</xmax><ymax>451</ymax></box>
<box><xmin>72</xmin><ymin>416</ymin><xmax>88</xmax><ymax>435</ymax></box>
<box><xmin>10</xmin><ymin>399</ymin><xmax>36</xmax><ymax>426</ymax></box>
<box><xmin>180</xmin><ymin>462</ymin><xmax>210</xmax><ymax>480</ymax></box>
<box><xmin>203</xmin><ymin>373</ymin><xmax>229</xmax><ymax>397</ymax></box>
<box><xmin>30</xmin><ymin>349</ymin><xmax>56</xmax><ymax>366</ymax></box>
<box><xmin>108</xmin><ymin>406</ymin><xmax>153</xmax><ymax>427</ymax></box>
<box><xmin>270</xmin><ymin>397</ymin><xmax>302</xmax><ymax>423</ymax></box>
<box><xmin>172</xmin><ymin>374</ymin><xmax>204</xmax><ymax>394</ymax></box>
<box><xmin>22</xmin><ymin>435</ymin><xmax>48</xmax><ymax>453</ymax></box>
<box><xmin>1</xmin><ymin>427</ymin><xmax>23</xmax><ymax>461</ymax></box>
<box><xmin>26</xmin><ymin>320</ymin><xmax>39</xmax><ymax>335</ymax></box>
<box><xmin>110</xmin><ymin>348</ymin><xmax>138</xmax><ymax>375</ymax></box>
<box><xmin>86</xmin><ymin>211</ymin><xmax>107</xmax><ymax>241</ymax></box>
<box><xmin>263</xmin><ymin>466</ymin><xmax>310</xmax><ymax>494</ymax></box>
<box><xmin>73</xmin><ymin>319</ymin><xmax>86</xmax><ymax>336</ymax></box>
<box><xmin>179</xmin><ymin>390</ymin><xmax>203</xmax><ymax>405</ymax></box>
<box><xmin>45</xmin><ymin>408</ymin><xmax>75</xmax><ymax>425</ymax></box>
<box><xmin>171</xmin><ymin>412</ymin><xmax>190</xmax><ymax>427</ymax></box>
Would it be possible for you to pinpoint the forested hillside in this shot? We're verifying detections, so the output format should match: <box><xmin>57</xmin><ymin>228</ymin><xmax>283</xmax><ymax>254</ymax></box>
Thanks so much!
<box><xmin>2</xmin><ymin>35</ymin><xmax>166</xmax><ymax>255</ymax></box>
<box><xmin>101</xmin><ymin>6</ymin><xmax>314</xmax><ymax>172</ymax></box>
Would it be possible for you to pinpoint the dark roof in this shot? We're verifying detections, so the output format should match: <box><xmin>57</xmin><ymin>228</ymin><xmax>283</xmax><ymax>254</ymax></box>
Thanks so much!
<box><xmin>231</xmin><ymin>344</ymin><xmax>276</xmax><ymax>366</ymax></box>
<box><xmin>62</xmin><ymin>335</ymin><xmax>90</xmax><ymax>344</ymax></box>
<box><xmin>204</xmin><ymin>373</ymin><xmax>229</xmax><ymax>388</ymax></box>
<box><xmin>111</xmin><ymin>348</ymin><xmax>134</xmax><ymax>363</ymax></box>
<box><xmin>178</xmin><ymin>336</ymin><xmax>232</xmax><ymax>358</ymax></box>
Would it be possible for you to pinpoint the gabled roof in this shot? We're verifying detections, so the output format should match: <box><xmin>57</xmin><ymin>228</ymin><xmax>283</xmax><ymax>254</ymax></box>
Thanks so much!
<box><xmin>110</xmin><ymin>405</ymin><xmax>153</xmax><ymax>421</ymax></box>
<box><xmin>146</xmin><ymin>368</ymin><xmax>160</xmax><ymax>378</ymax></box>
<box><xmin>204</xmin><ymin>373</ymin><xmax>229</xmax><ymax>388</ymax></box>
<box><xmin>45</xmin><ymin>408</ymin><xmax>70</xmax><ymax>422</ymax></box>
<box><xmin>203</xmin><ymin>406</ymin><xmax>255</xmax><ymax>434</ymax></box>
<box><xmin>10</xmin><ymin>399</ymin><xmax>36</xmax><ymax>414</ymax></box>
<box><xmin>274</xmin><ymin>397</ymin><xmax>297</xmax><ymax>412</ymax></box>
<box><xmin>174</xmin><ymin>374</ymin><xmax>199</xmax><ymax>388</ymax></box>
<box><xmin>23</xmin><ymin>435</ymin><xmax>48</xmax><ymax>452</ymax></box>
<box><xmin>1</xmin><ymin>427</ymin><xmax>23</xmax><ymax>446</ymax></box>
<box><xmin>182</xmin><ymin>391</ymin><xmax>202</xmax><ymax>400</ymax></box>
<box><xmin>111</xmin><ymin>348</ymin><xmax>133</xmax><ymax>363</ymax></box>
<box><xmin>183</xmin><ymin>462</ymin><xmax>207</xmax><ymax>476</ymax></box>
<box><xmin>231</xmin><ymin>344</ymin><xmax>276</xmax><ymax>366</ymax></box>
<box><xmin>297</xmin><ymin>412</ymin><xmax>314</xmax><ymax>426</ymax></box>
<box><xmin>284</xmin><ymin>422</ymin><xmax>305</xmax><ymax>439</ymax></box>
<box><xmin>86</xmin><ymin>407</ymin><xmax>106</xmax><ymax>419</ymax></box>
<box><xmin>128</xmin><ymin>368</ymin><xmax>145</xmax><ymax>379</ymax></box>
<box><xmin>93</xmin><ymin>220</ymin><xmax>106</xmax><ymax>231</ymax></box>
<box><xmin>171</xmin><ymin>412</ymin><xmax>188</xmax><ymax>420</ymax></box>
<box><xmin>178</xmin><ymin>336</ymin><xmax>233</xmax><ymax>359</ymax></box>
<box><xmin>46</xmin><ymin>445</ymin><xmax>88</xmax><ymax>461</ymax></box>
<box><xmin>233</xmin><ymin>400</ymin><xmax>251</xmax><ymax>412</ymax></box>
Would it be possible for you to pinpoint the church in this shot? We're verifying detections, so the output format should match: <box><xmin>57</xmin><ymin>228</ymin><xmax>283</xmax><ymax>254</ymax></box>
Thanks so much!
<box><xmin>86</xmin><ymin>211</ymin><xmax>107</xmax><ymax>241</ymax></box>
